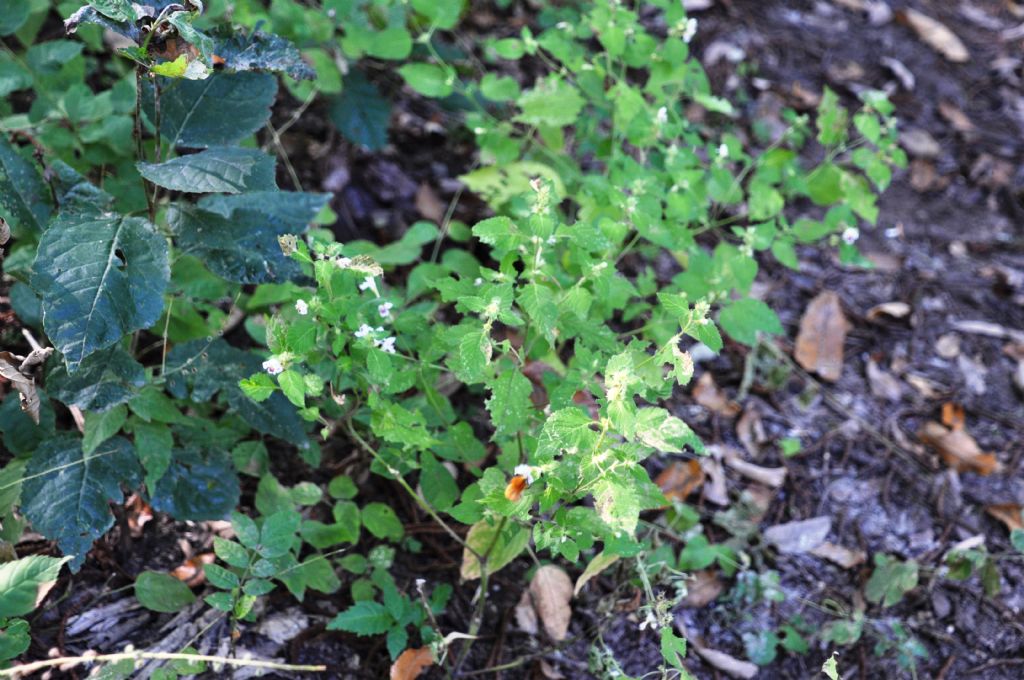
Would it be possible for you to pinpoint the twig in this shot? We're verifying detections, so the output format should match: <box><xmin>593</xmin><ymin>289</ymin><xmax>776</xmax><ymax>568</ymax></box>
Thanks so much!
<box><xmin>0</xmin><ymin>651</ymin><xmax>326</xmax><ymax>677</ymax></box>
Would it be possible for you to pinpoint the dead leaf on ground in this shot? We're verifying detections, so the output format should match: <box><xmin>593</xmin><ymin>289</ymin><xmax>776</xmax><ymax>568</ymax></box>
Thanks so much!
<box><xmin>528</xmin><ymin>565</ymin><xmax>573</xmax><ymax>641</ymax></box>
<box><xmin>795</xmin><ymin>291</ymin><xmax>850</xmax><ymax>383</ymax></box>
<box><xmin>0</xmin><ymin>351</ymin><xmax>44</xmax><ymax>425</ymax></box>
<box><xmin>909</xmin><ymin>160</ymin><xmax>942</xmax><ymax>192</ymax></box>
<box><xmin>655</xmin><ymin>460</ymin><xmax>705</xmax><ymax>503</ymax></box>
<box><xmin>693</xmin><ymin>372</ymin><xmax>740</xmax><ymax>417</ymax></box>
<box><xmin>900</xmin><ymin>128</ymin><xmax>942</xmax><ymax>159</ymax></box>
<box><xmin>986</xmin><ymin>504</ymin><xmax>1024</xmax><ymax>533</ymax></box>
<box><xmin>866</xmin><ymin>301</ymin><xmax>911</xmax><ymax>321</ymax></box>
<box><xmin>919</xmin><ymin>421</ymin><xmax>1002</xmax><ymax>475</ymax></box>
<box><xmin>684</xmin><ymin>628</ymin><xmax>759</xmax><ymax>679</ymax></box>
<box><xmin>938</xmin><ymin>101</ymin><xmax>975</xmax><ymax>133</ymax></box>
<box><xmin>126</xmin><ymin>494</ymin><xmax>154</xmax><ymax>537</ymax></box>
<box><xmin>390</xmin><ymin>647</ymin><xmax>434</xmax><ymax>680</ymax></box>
<box><xmin>681</xmin><ymin>570</ymin><xmax>725</xmax><ymax>608</ymax></box>
<box><xmin>764</xmin><ymin>516</ymin><xmax>832</xmax><ymax>554</ymax></box>
<box><xmin>811</xmin><ymin>541</ymin><xmax>867</xmax><ymax>569</ymax></box>
<box><xmin>901</xmin><ymin>9</ymin><xmax>970</xmax><ymax>62</ymax></box>
<box><xmin>736</xmin><ymin>406</ymin><xmax>766</xmax><ymax>456</ymax></box>
<box><xmin>941</xmin><ymin>402</ymin><xmax>965</xmax><ymax>430</ymax></box>
<box><xmin>867</xmin><ymin>359</ymin><xmax>904</xmax><ymax>402</ymax></box>
<box><xmin>700</xmin><ymin>456</ymin><xmax>730</xmax><ymax>506</ymax></box>
<box><xmin>171</xmin><ymin>553</ymin><xmax>215</xmax><ymax>587</ymax></box>
<box><xmin>906</xmin><ymin>373</ymin><xmax>943</xmax><ymax>399</ymax></box>
<box><xmin>514</xmin><ymin>589</ymin><xmax>539</xmax><ymax>635</ymax></box>
<box><xmin>574</xmin><ymin>551</ymin><xmax>618</xmax><ymax>596</ymax></box>
<box><xmin>414</xmin><ymin>183</ymin><xmax>445</xmax><ymax>224</ymax></box>
<box><xmin>951</xmin><ymin>319</ymin><xmax>1024</xmax><ymax>344</ymax></box>
<box><xmin>721</xmin><ymin>447</ymin><xmax>788</xmax><ymax>488</ymax></box>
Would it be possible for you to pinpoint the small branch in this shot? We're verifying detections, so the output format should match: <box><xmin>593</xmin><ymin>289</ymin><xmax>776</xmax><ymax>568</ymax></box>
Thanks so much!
<box><xmin>0</xmin><ymin>651</ymin><xmax>326</xmax><ymax>677</ymax></box>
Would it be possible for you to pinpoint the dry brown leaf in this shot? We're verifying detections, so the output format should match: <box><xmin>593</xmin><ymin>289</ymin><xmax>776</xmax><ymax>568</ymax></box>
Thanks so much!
<box><xmin>0</xmin><ymin>351</ymin><xmax>42</xmax><ymax>425</ymax></box>
<box><xmin>901</xmin><ymin>9</ymin><xmax>970</xmax><ymax>62</ymax></box>
<box><xmin>866</xmin><ymin>301</ymin><xmax>911</xmax><ymax>321</ymax></box>
<box><xmin>794</xmin><ymin>291</ymin><xmax>850</xmax><ymax>382</ymax></box>
<box><xmin>721</xmin><ymin>447</ymin><xmax>787</xmax><ymax>488</ymax></box>
<box><xmin>700</xmin><ymin>456</ymin><xmax>730</xmax><ymax>506</ymax></box>
<box><xmin>655</xmin><ymin>460</ymin><xmax>705</xmax><ymax>503</ymax></box>
<box><xmin>681</xmin><ymin>570</ymin><xmax>725</xmax><ymax>608</ymax></box>
<box><xmin>919</xmin><ymin>421</ymin><xmax>1002</xmax><ymax>475</ymax></box>
<box><xmin>690</xmin><ymin>640</ymin><xmax>758</xmax><ymax>679</ymax></box>
<box><xmin>414</xmin><ymin>183</ymin><xmax>445</xmax><ymax>224</ymax></box>
<box><xmin>529</xmin><ymin>565</ymin><xmax>573</xmax><ymax>641</ymax></box>
<box><xmin>986</xmin><ymin>504</ymin><xmax>1024</xmax><ymax>532</ymax></box>
<box><xmin>941</xmin><ymin>402</ymin><xmax>965</xmax><ymax>430</ymax></box>
<box><xmin>900</xmin><ymin>128</ymin><xmax>942</xmax><ymax>159</ymax></box>
<box><xmin>764</xmin><ymin>516</ymin><xmax>832</xmax><ymax>554</ymax></box>
<box><xmin>938</xmin><ymin>101</ymin><xmax>975</xmax><ymax>132</ymax></box>
<box><xmin>126</xmin><ymin>494</ymin><xmax>154</xmax><ymax>537</ymax></box>
<box><xmin>736</xmin><ymin>406</ymin><xmax>765</xmax><ymax>456</ymax></box>
<box><xmin>390</xmin><ymin>647</ymin><xmax>434</xmax><ymax>680</ymax></box>
<box><xmin>514</xmin><ymin>589</ymin><xmax>539</xmax><ymax>634</ymax></box>
<box><xmin>693</xmin><ymin>372</ymin><xmax>740</xmax><ymax>417</ymax></box>
<box><xmin>573</xmin><ymin>551</ymin><xmax>618</xmax><ymax>596</ymax></box>
<box><xmin>171</xmin><ymin>553</ymin><xmax>215</xmax><ymax>587</ymax></box>
<box><xmin>810</xmin><ymin>541</ymin><xmax>867</xmax><ymax>569</ymax></box>
<box><xmin>866</xmin><ymin>359</ymin><xmax>904</xmax><ymax>402</ymax></box>
<box><xmin>906</xmin><ymin>373</ymin><xmax>943</xmax><ymax>399</ymax></box>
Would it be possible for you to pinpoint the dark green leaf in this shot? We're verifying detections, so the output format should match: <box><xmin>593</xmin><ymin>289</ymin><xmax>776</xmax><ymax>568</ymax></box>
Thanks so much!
<box><xmin>718</xmin><ymin>298</ymin><xmax>783</xmax><ymax>346</ymax></box>
<box><xmin>132</xmin><ymin>419</ymin><xmax>173</xmax><ymax>492</ymax></box>
<box><xmin>329</xmin><ymin>71</ymin><xmax>390</xmax><ymax>151</ymax></box>
<box><xmin>327</xmin><ymin>601</ymin><xmax>393</xmax><ymax>635</ymax></box>
<box><xmin>0</xmin><ymin>389</ymin><xmax>55</xmax><ymax>456</ymax></box>
<box><xmin>0</xmin><ymin>0</ymin><xmax>30</xmax><ymax>36</ymax></box>
<box><xmin>150</xmin><ymin>447</ymin><xmax>240</xmax><ymax>521</ymax></box>
<box><xmin>47</xmin><ymin>346</ymin><xmax>145</xmax><ymax>411</ymax></box>
<box><xmin>134</xmin><ymin>571</ymin><xmax>196</xmax><ymax>613</ymax></box>
<box><xmin>137</xmin><ymin>147</ymin><xmax>277</xmax><ymax>194</ymax></box>
<box><xmin>22</xmin><ymin>434</ymin><xmax>141</xmax><ymax>571</ymax></box>
<box><xmin>211</xmin><ymin>28</ymin><xmax>314</xmax><ymax>80</ymax></box>
<box><xmin>361</xmin><ymin>503</ymin><xmax>404</xmax><ymax>541</ymax></box>
<box><xmin>0</xmin><ymin>136</ymin><xmax>51</xmax><ymax>237</ymax></box>
<box><xmin>485</xmin><ymin>370</ymin><xmax>532</xmax><ymax>437</ymax></box>
<box><xmin>31</xmin><ymin>213</ymin><xmax>169</xmax><ymax>372</ymax></box>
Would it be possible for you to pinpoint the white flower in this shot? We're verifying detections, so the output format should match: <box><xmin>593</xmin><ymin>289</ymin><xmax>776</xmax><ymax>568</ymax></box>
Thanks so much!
<box><xmin>262</xmin><ymin>357</ymin><xmax>284</xmax><ymax>375</ymax></box>
<box><xmin>378</xmin><ymin>301</ymin><xmax>394</xmax><ymax>319</ymax></box>
<box><xmin>842</xmin><ymin>227</ymin><xmax>860</xmax><ymax>245</ymax></box>
<box><xmin>375</xmin><ymin>336</ymin><xmax>397</xmax><ymax>354</ymax></box>
<box><xmin>655</xmin><ymin>106</ymin><xmax>668</xmax><ymax>126</ymax></box>
<box><xmin>354</xmin><ymin>323</ymin><xmax>373</xmax><ymax>339</ymax></box>
<box><xmin>683</xmin><ymin>17</ymin><xmax>698</xmax><ymax>43</ymax></box>
<box><xmin>546</xmin><ymin>236</ymin><xmax>556</xmax><ymax>245</ymax></box>
<box><xmin>513</xmin><ymin>464</ymin><xmax>536</xmax><ymax>485</ymax></box>
<box><xmin>415</xmin><ymin>578</ymin><xmax>426</xmax><ymax>589</ymax></box>
<box><xmin>473</xmin><ymin>277</ymin><xmax>483</xmax><ymax>286</ymax></box>
<box><xmin>638</xmin><ymin>611</ymin><xmax>658</xmax><ymax>631</ymax></box>
<box><xmin>718</xmin><ymin>143</ymin><xmax>729</xmax><ymax>159</ymax></box>
<box><xmin>295</xmin><ymin>300</ymin><xmax>309</xmax><ymax>315</ymax></box>
<box><xmin>359</xmin><ymin>276</ymin><xmax>376</xmax><ymax>293</ymax></box>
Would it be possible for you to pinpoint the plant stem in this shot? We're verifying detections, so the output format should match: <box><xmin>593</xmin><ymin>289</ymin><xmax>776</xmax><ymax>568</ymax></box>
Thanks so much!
<box><xmin>0</xmin><ymin>652</ymin><xmax>326</xmax><ymax>677</ymax></box>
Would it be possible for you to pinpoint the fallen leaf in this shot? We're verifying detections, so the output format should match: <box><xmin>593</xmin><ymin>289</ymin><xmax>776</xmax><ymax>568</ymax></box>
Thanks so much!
<box><xmin>736</xmin><ymin>406</ymin><xmax>766</xmax><ymax>456</ymax></box>
<box><xmin>414</xmin><ymin>183</ymin><xmax>445</xmax><ymax>223</ymax></box>
<box><xmin>866</xmin><ymin>301</ymin><xmax>911</xmax><ymax>321</ymax></box>
<box><xmin>514</xmin><ymin>589</ymin><xmax>538</xmax><ymax>635</ymax></box>
<box><xmin>690</xmin><ymin>639</ymin><xmax>758</xmax><ymax>679</ymax></box>
<box><xmin>700</xmin><ymin>456</ymin><xmax>730</xmax><ymax>506</ymax></box>
<box><xmin>0</xmin><ymin>352</ymin><xmax>42</xmax><ymax>425</ymax></box>
<box><xmin>539</xmin><ymin>660</ymin><xmax>565</xmax><ymax>679</ymax></box>
<box><xmin>171</xmin><ymin>553</ymin><xmax>215</xmax><ymax>587</ymax></box>
<box><xmin>681</xmin><ymin>570</ymin><xmax>725</xmax><ymax>608</ymax></box>
<box><xmin>900</xmin><ymin>128</ymin><xmax>942</xmax><ymax>159</ymax></box>
<box><xmin>881</xmin><ymin>56</ymin><xmax>915</xmax><ymax>90</ymax></box>
<box><xmin>693</xmin><ymin>372</ymin><xmax>740</xmax><ymax>417</ymax></box>
<box><xmin>721</xmin><ymin>447</ymin><xmax>787</xmax><ymax>488</ymax></box>
<box><xmin>811</xmin><ymin>541</ymin><xmax>867</xmax><ymax>569</ymax></box>
<box><xmin>866</xmin><ymin>359</ymin><xmax>903</xmax><ymax>402</ymax></box>
<box><xmin>951</xmin><ymin>319</ymin><xmax>1024</xmax><ymax>344</ymax></box>
<box><xmin>390</xmin><ymin>647</ymin><xmax>434</xmax><ymax>680</ymax></box>
<box><xmin>938</xmin><ymin>101</ymin><xmax>975</xmax><ymax>132</ymax></box>
<box><xmin>941</xmin><ymin>402</ymin><xmax>965</xmax><ymax>430</ymax></box>
<box><xmin>764</xmin><ymin>516</ymin><xmax>832</xmax><ymax>554</ymax></box>
<box><xmin>919</xmin><ymin>421</ymin><xmax>1002</xmax><ymax>475</ymax></box>
<box><xmin>529</xmin><ymin>565</ymin><xmax>573</xmax><ymax>641</ymax></box>
<box><xmin>126</xmin><ymin>494</ymin><xmax>154</xmax><ymax>537</ymax></box>
<box><xmin>935</xmin><ymin>333</ymin><xmax>961</xmax><ymax>359</ymax></box>
<box><xmin>986</xmin><ymin>504</ymin><xmax>1023</xmax><ymax>532</ymax></box>
<box><xmin>906</xmin><ymin>373</ymin><xmax>943</xmax><ymax>399</ymax></box>
<box><xmin>901</xmin><ymin>9</ymin><xmax>970</xmax><ymax>62</ymax></box>
<box><xmin>574</xmin><ymin>551</ymin><xmax>618</xmax><ymax>596</ymax></box>
<box><xmin>795</xmin><ymin>291</ymin><xmax>850</xmax><ymax>382</ymax></box>
<box><xmin>655</xmin><ymin>460</ymin><xmax>705</xmax><ymax>503</ymax></box>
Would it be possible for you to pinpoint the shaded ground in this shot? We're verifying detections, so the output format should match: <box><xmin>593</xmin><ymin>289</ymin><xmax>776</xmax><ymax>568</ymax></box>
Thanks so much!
<box><xmin>11</xmin><ymin>1</ymin><xmax>1024</xmax><ymax>679</ymax></box>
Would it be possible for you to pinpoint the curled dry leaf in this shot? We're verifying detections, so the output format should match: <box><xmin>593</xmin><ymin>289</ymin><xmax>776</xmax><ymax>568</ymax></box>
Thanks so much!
<box><xmin>171</xmin><ymin>553</ymin><xmax>215</xmax><ymax>587</ymax></box>
<box><xmin>126</xmin><ymin>494</ymin><xmax>154</xmax><ymax>537</ymax></box>
<box><xmin>700</xmin><ymin>456</ymin><xmax>730</xmax><ymax>506</ymax></box>
<box><xmin>414</xmin><ymin>183</ymin><xmax>445</xmax><ymax>224</ymax></box>
<box><xmin>574</xmin><ymin>551</ymin><xmax>618</xmax><ymax>597</ymax></box>
<box><xmin>901</xmin><ymin>8</ymin><xmax>970</xmax><ymax>62</ymax></box>
<box><xmin>514</xmin><ymin>589</ymin><xmax>539</xmax><ymax>635</ymax></box>
<box><xmin>681</xmin><ymin>570</ymin><xmax>725</xmax><ymax>608</ymax></box>
<box><xmin>693</xmin><ymin>372</ymin><xmax>740</xmax><ymax>417</ymax></box>
<box><xmin>764</xmin><ymin>516</ymin><xmax>832</xmax><ymax>554</ymax></box>
<box><xmin>985</xmin><ymin>504</ymin><xmax>1023</xmax><ymax>532</ymax></box>
<box><xmin>867</xmin><ymin>359</ymin><xmax>904</xmax><ymax>402</ymax></box>
<box><xmin>866</xmin><ymin>301</ymin><xmax>911</xmax><ymax>321</ymax></box>
<box><xmin>390</xmin><ymin>647</ymin><xmax>434</xmax><ymax>680</ymax></box>
<box><xmin>682</xmin><ymin>626</ymin><xmax>758</xmax><ymax>680</ymax></box>
<box><xmin>795</xmin><ymin>291</ymin><xmax>850</xmax><ymax>383</ymax></box>
<box><xmin>811</xmin><ymin>541</ymin><xmax>867</xmax><ymax>569</ymax></box>
<box><xmin>721</xmin><ymin>447</ymin><xmax>787</xmax><ymax>488</ymax></box>
<box><xmin>736</xmin><ymin>406</ymin><xmax>766</xmax><ymax>456</ymax></box>
<box><xmin>528</xmin><ymin>565</ymin><xmax>573</xmax><ymax>641</ymax></box>
<box><xmin>0</xmin><ymin>351</ymin><xmax>42</xmax><ymax>425</ymax></box>
<box><xmin>655</xmin><ymin>460</ymin><xmax>705</xmax><ymax>503</ymax></box>
<box><xmin>919</xmin><ymin>421</ymin><xmax>1002</xmax><ymax>475</ymax></box>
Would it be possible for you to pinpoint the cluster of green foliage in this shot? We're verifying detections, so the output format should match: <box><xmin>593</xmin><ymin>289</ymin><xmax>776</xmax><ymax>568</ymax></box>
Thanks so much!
<box><xmin>3</xmin><ymin>0</ymin><xmax>984</xmax><ymax>676</ymax></box>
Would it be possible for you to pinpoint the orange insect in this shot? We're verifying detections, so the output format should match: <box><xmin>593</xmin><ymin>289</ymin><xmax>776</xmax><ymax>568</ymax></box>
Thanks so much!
<box><xmin>504</xmin><ymin>475</ymin><xmax>529</xmax><ymax>501</ymax></box>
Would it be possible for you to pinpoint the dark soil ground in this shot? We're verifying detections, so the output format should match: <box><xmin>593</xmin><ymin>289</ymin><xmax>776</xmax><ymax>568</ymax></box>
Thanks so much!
<box><xmin>10</xmin><ymin>1</ymin><xmax>1024</xmax><ymax>679</ymax></box>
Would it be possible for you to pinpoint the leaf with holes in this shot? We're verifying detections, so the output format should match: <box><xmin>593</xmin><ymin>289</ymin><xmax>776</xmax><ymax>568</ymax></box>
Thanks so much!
<box><xmin>21</xmin><ymin>434</ymin><xmax>141</xmax><ymax>571</ymax></box>
<box><xmin>137</xmin><ymin>147</ymin><xmax>277</xmax><ymax>194</ymax></box>
<box><xmin>31</xmin><ymin>212</ymin><xmax>169</xmax><ymax>372</ymax></box>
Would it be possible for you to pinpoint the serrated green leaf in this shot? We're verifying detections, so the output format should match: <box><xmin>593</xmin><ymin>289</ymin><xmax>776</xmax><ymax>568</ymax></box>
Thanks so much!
<box><xmin>486</xmin><ymin>370</ymin><xmax>532</xmax><ymax>437</ymax></box>
<box><xmin>718</xmin><ymin>298</ymin><xmax>783</xmax><ymax>346</ymax></box>
<box><xmin>327</xmin><ymin>600</ymin><xmax>393</xmax><ymax>635</ymax></box>
<box><xmin>865</xmin><ymin>554</ymin><xmax>918</xmax><ymax>607</ymax></box>
<box><xmin>213</xmin><ymin>537</ymin><xmax>250</xmax><ymax>568</ymax></box>
<box><xmin>239</xmin><ymin>373</ymin><xmax>276</xmax><ymax>402</ymax></box>
<box><xmin>137</xmin><ymin>147</ymin><xmax>276</xmax><ymax>194</ymax></box>
<box><xmin>134</xmin><ymin>571</ymin><xmax>196</xmax><ymax>613</ymax></box>
<box><xmin>0</xmin><ymin>136</ymin><xmax>51</xmax><ymax>237</ymax></box>
<box><xmin>593</xmin><ymin>471</ymin><xmax>639</xmax><ymax>535</ymax></box>
<box><xmin>31</xmin><ymin>213</ymin><xmax>169</xmax><ymax>372</ymax></box>
<box><xmin>150</xmin><ymin>447</ymin><xmax>239</xmax><ymax>521</ymax></box>
<box><xmin>517</xmin><ymin>76</ymin><xmax>584</xmax><ymax>127</ymax></box>
<box><xmin>0</xmin><ymin>555</ymin><xmax>72</xmax><ymax>617</ymax></box>
<box><xmin>329</xmin><ymin>71</ymin><xmax>390</xmax><ymax>151</ymax></box>
<box><xmin>203</xmin><ymin>563</ymin><xmax>240</xmax><ymax>590</ymax></box>
<box><xmin>634</xmin><ymin>408</ymin><xmax>699</xmax><ymax>453</ymax></box>
<box><xmin>231</xmin><ymin>511</ymin><xmax>260</xmax><ymax>549</ymax></box>
<box><xmin>47</xmin><ymin>346</ymin><xmax>145</xmax><ymax>412</ymax></box>
<box><xmin>259</xmin><ymin>510</ymin><xmax>301</xmax><ymax>557</ymax></box>
<box><xmin>131</xmin><ymin>419</ymin><xmax>173</xmax><ymax>492</ymax></box>
<box><xmin>420</xmin><ymin>452</ymin><xmax>458</xmax><ymax>511</ymax></box>
<box><xmin>82</xmin><ymin>405</ymin><xmax>127</xmax><ymax>455</ymax></box>
<box><xmin>22</xmin><ymin>434</ymin><xmax>141</xmax><ymax>571</ymax></box>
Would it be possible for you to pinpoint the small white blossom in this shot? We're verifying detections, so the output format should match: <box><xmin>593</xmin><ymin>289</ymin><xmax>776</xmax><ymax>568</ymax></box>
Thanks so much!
<box><xmin>683</xmin><ymin>17</ymin><xmax>698</xmax><ymax>43</ymax></box>
<box><xmin>262</xmin><ymin>357</ymin><xmax>284</xmax><ymax>375</ymax></box>
<box><xmin>359</xmin><ymin>276</ymin><xmax>376</xmax><ymax>292</ymax></box>
<box><xmin>375</xmin><ymin>336</ymin><xmax>397</xmax><ymax>354</ymax></box>
<box><xmin>638</xmin><ymin>611</ymin><xmax>658</xmax><ymax>631</ymax></box>
<box><xmin>378</xmin><ymin>301</ymin><xmax>394</xmax><ymax>319</ymax></box>
<box><xmin>546</xmin><ymin>236</ymin><xmax>557</xmax><ymax>245</ymax></box>
<box><xmin>354</xmin><ymin>323</ymin><xmax>373</xmax><ymax>339</ymax></box>
<box><xmin>655</xmin><ymin>106</ymin><xmax>668</xmax><ymax>126</ymax></box>
<box><xmin>473</xmin><ymin>277</ymin><xmax>483</xmax><ymax>286</ymax></box>
<box><xmin>842</xmin><ymin>227</ymin><xmax>860</xmax><ymax>245</ymax></box>
<box><xmin>718</xmin><ymin>143</ymin><xmax>729</xmax><ymax>159</ymax></box>
<box><xmin>295</xmin><ymin>299</ymin><xmax>309</xmax><ymax>315</ymax></box>
<box><xmin>415</xmin><ymin>578</ymin><xmax>426</xmax><ymax>589</ymax></box>
<box><xmin>513</xmin><ymin>464</ymin><xmax>537</xmax><ymax>485</ymax></box>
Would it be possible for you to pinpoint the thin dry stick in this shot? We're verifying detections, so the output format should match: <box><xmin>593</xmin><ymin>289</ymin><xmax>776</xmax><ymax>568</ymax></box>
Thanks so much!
<box><xmin>0</xmin><ymin>651</ymin><xmax>325</xmax><ymax>677</ymax></box>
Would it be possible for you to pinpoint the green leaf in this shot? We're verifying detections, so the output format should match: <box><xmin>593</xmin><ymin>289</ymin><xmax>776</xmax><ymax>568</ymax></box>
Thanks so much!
<box><xmin>328</xmin><ymin>475</ymin><xmax>358</xmax><ymax>500</ymax></box>
<box><xmin>231</xmin><ymin>511</ymin><xmax>260</xmax><ymax>549</ymax></box>
<box><xmin>460</xmin><ymin>520</ymin><xmax>529</xmax><ymax>581</ymax></box>
<box><xmin>259</xmin><ymin>510</ymin><xmax>301</xmax><ymax>557</ymax></box>
<box><xmin>454</xmin><ymin>327</ymin><xmax>492</xmax><ymax>384</ymax></box>
<box><xmin>593</xmin><ymin>472</ymin><xmax>639</xmax><ymax>535</ymax></box>
<box><xmin>47</xmin><ymin>346</ymin><xmax>145</xmax><ymax>412</ymax></box>
<box><xmin>361</xmin><ymin>503</ymin><xmax>404</xmax><ymax>541</ymax></box>
<box><xmin>368</xmin><ymin>221</ymin><xmax>439</xmax><ymax>265</ymax></box>
<box><xmin>31</xmin><ymin>212</ymin><xmax>169</xmax><ymax>372</ymax></box>
<box><xmin>865</xmin><ymin>554</ymin><xmax>918</xmax><ymax>607</ymax></box>
<box><xmin>634</xmin><ymin>408</ymin><xmax>699</xmax><ymax>453</ymax></box>
<box><xmin>130</xmin><ymin>419</ymin><xmax>174</xmax><ymax>487</ymax></box>
<box><xmin>806</xmin><ymin>163</ymin><xmax>843</xmax><ymax>206</ymax></box>
<box><xmin>277</xmin><ymin>369</ymin><xmax>306</xmax><ymax>408</ymax></box>
<box><xmin>660</xmin><ymin>627</ymin><xmax>688</xmax><ymax>671</ymax></box>
<box><xmin>329</xmin><ymin>71</ymin><xmax>390</xmax><ymax>151</ymax></box>
<box><xmin>420</xmin><ymin>452</ymin><xmax>458</xmax><ymax>511</ymax></box>
<box><xmin>86</xmin><ymin>0</ymin><xmax>132</xmax><ymax>21</ymax></box>
<box><xmin>367</xmin><ymin>27</ymin><xmax>412</xmax><ymax>60</ymax></box>
<box><xmin>213</xmin><ymin>537</ymin><xmax>250</xmax><ymax>568</ymax></box>
<box><xmin>0</xmin><ymin>555</ymin><xmax>72</xmax><ymax>617</ymax></box>
<box><xmin>150</xmin><ymin>447</ymin><xmax>240</xmax><ymax>521</ymax></box>
<box><xmin>82</xmin><ymin>405</ymin><xmax>127</xmax><ymax>455</ymax></box>
<box><xmin>822</xmin><ymin>652</ymin><xmax>840</xmax><ymax>680</ymax></box>
<box><xmin>411</xmin><ymin>0</ymin><xmax>462</xmax><ymax>29</ymax></box>
<box><xmin>517</xmin><ymin>76</ymin><xmax>584</xmax><ymax>127</ymax></box>
<box><xmin>718</xmin><ymin>298</ymin><xmax>783</xmax><ymax>346</ymax></box>
<box><xmin>327</xmin><ymin>600</ymin><xmax>393</xmax><ymax>635</ymax></box>
<box><xmin>0</xmin><ymin>0</ymin><xmax>30</xmax><ymax>36</ymax></box>
<box><xmin>211</xmin><ymin>28</ymin><xmax>314</xmax><ymax>80</ymax></box>
<box><xmin>240</xmin><ymin>373</ymin><xmax>276</xmax><ymax>402</ymax></box>
<box><xmin>486</xmin><ymin>370</ymin><xmax>532</xmax><ymax>437</ymax></box>
<box><xmin>0</xmin><ymin>136</ymin><xmax>51</xmax><ymax>237</ymax></box>
<box><xmin>1011</xmin><ymin>529</ymin><xmax>1024</xmax><ymax>554</ymax></box>
<box><xmin>518</xmin><ymin>283</ymin><xmax>558</xmax><ymax>343</ymax></box>
<box><xmin>149</xmin><ymin>72</ymin><xmax>277</xmax><ymax>149</ymax></box>
<box><xmin>398</xmin><ymin>63</ymin><xmax>453</xmax><ymax>98</ymax></box>
<box><xmin>0</xmin><ymin>618</ymin><xmax>30</xmax><ymax>662</ymax></box>
<box><xmin>137</xmin><ymin>147</ymin><xmax>277</xmax><ymax>194</ymax></box>
<box><xmin>480</xmin><ymin>73</ymin><xmax>519</xmax><ymax>101</ymax></box>
<box><xmin>22</xmin><ymin>434</ymin><xmax>141</xmax><ymax>571</ymax></box>
<box><xmin>134</xmin><ymin>571</ymin><xmax>196</xmax><ymax>613</ymax></box>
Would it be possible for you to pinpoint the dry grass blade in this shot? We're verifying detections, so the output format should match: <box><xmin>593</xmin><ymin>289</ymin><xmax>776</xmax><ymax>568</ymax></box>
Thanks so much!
<box><xmin>794</xmin><ymin>291</ymin><xmax>850</xmax><ymax>382</ymax></box>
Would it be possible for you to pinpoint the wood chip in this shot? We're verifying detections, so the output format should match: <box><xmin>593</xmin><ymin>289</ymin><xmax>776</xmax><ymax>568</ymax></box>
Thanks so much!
<box><xmin>795</xmin><ymin>291</ymin><xmax>850</xmax><ymax>382</ymax></box>
<box><xmin>736</xmin><ymin>406</ymin><xmax>766</xmax><ymax>456</ymax></box>
<box><xmin>810</xmin><ymin>541</ymin><xmax>867</xmax><ymax>569</ymax></box>
<box><xmin>919</xmin><ymin>421</ymin><xmax>1002</xmax><ymax>475</ymax></box>
<box><xmin>655</xmin><ymin>460</ymin><xmax>705</xmax><ymax>503</ymax></box>
<box><xmin>700</xmin><ymin>456</ymin><xmax>730</xmax><ymax>506</ymax></box>
<box><xmin>901</xmin><ymin>8</ymin><xmax>970</xmax><ymax>62</ymax></box>
<box><xmin>693</xmin><ymin>372</ymin><xmax>740</xmax><ymax>417</ymax></box>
